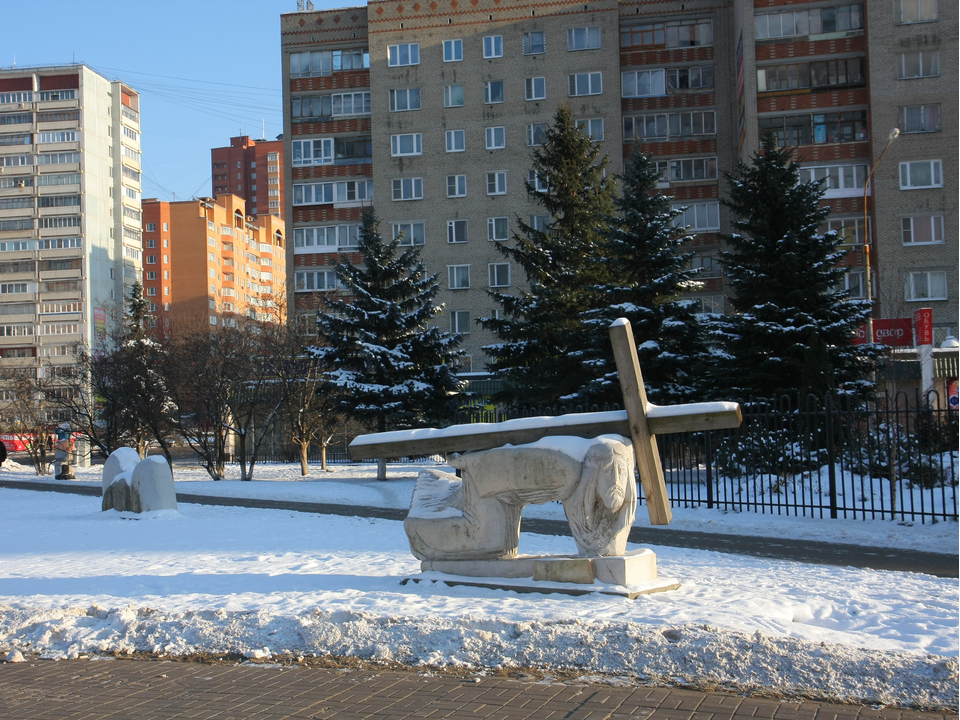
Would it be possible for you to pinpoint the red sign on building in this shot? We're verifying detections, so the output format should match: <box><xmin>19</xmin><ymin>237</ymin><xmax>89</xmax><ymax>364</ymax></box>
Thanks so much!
<box><xmin>913</xmin><ymin>308</ymin><xmax>933</xmax><ymax>346</ymax></box>
<box><xmin>853</xmin><ymin>319</ymin><xmax>914</xmax><ymax>346</ymax></box>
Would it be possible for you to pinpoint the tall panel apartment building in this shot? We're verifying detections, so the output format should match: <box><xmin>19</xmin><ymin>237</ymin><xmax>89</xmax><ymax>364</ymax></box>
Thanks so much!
<box><xmin>280</xmin><ymin>0</ymin><xmax>957</xmax><ymax>374</ymax></box>
<box><xmin>211</xmin><ymin>135</ymin><xmax>285</xmax><ymax>219</ymax></box>
<box><xmin>0</xmin><ymin>65</ymin><xmax>142</xmax><ymax>377</ymax></box>
<box><xmin>141</xmin><ymin>194</ymin><xmax>286</xmax><ymax>335</ymax></box>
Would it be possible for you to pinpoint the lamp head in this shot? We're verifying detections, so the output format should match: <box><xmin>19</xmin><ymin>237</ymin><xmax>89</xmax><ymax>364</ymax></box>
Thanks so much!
<box><xmin>888</xmin><ymin>128</ymin><xmax>900</xmax><ymax>142</ymax></box>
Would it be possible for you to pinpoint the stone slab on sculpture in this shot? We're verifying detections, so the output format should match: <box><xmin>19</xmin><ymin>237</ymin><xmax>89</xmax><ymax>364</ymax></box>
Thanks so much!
<box><xmin>102</xmin><ymin>450</ymin><xmax>177</xmax><ymax>514</ymax></box>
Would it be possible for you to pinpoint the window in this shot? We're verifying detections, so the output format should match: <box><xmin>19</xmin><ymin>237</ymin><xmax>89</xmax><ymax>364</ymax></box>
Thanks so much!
<box><xmin>389</xmin><ymin>88</ymin><xmax>421</xmax><ymax>112</ymax></box>
<box><xmin>568</xmin><ymin>27</ymin><xmax>601</xmax><ymax>50</ymax></box>
<box><xmin>757</xmin><ymin>59</ymin><xmax>864</xmax><ymax>91</ymax></box>
<box><xmin>294</xmin><ymin>180</ymin><xmax>373</xmax><ymax>205</ymax></box>
<box><xmin>447</xmin><ymin>221</ymin><xmax>469</xmax><ymax>244</ymax></box>
<box><xmin>444</xmin><ymin>39</ymin><xmax>463</xmax><ymax>62</ymax></box>
<box><xmin>146</xmin><ymin>255</ymin><xmax>157</xmax><ymax>264</ymax></box>
<box><xmin>667</xmin><ymin>66</ymin><xmax>715</xmax><ymax>89</ymax></box>
<box><xmin>393</xmin><ymin>221</ymin><xmax>426</xmax><ymax>246</ymax></box>
<box><xmin>759</xmin><ymin>111</ymin><xmax>868</xmax><ymax>146</ymax></box>
<box><xmin>672</xmin><ymin>202</ymin><xmax>720</xmax><ymax>231</ymax></box>
<box><xmin>484</xmin><ymin>81</ymin><xmax>504</xmax><ymax>104</ymax></box>
<box><xmin>146</xmin><ymin>286</ymin><xmax>158</xmax><ymax>297</ymax></box>
<box><xmin>483</xmin><ymin>35</ymin><xmax>504</xmax><ymax>58</ymax></box>
<box><xmin>444</xmin><ymin>129</ymin><xmax>466</xmax><ymax>153</ymax></box>
<box><xmin>895</xmin><ymin>0</ymin><xmax>937</xmax><ymax>23</ymax></box>
<box><xmin>292</xmin><ymin>92</ymin><xmax>372</xmax><ymax>120</ymax></box>
<box><xmin>899</xmin><ymin>105</ymin><xmax>940</xmax><ymax>133</ymax></box>
<box><xmin>569</xmin><ymin>72</ymin><xmax>602</xmax><ymax>96</ymax></box>
<box><xmin>447</xmin><ymin>175</ymin><xmax>467</xmax><ymax>197</ymax></box>
<box><xmin>621</xmin><ymin>69</ymin><xmax>665</xmax><ymax>97</ymax></box>
<box><xmin>525</xmin><ymin>77</ymin><xmax>546</xmax><ymax>101</ymax></box>
<box><xmin>391</xmin><ymin>133</ymin><xmax>423</xmax><ymax>156</ymax></box>
<box><xmin>755</xmin><ymin>5</ymin><xmax>862</xmax><ymax>39</ymax></box>
<box><xmin>290</xmin><ymin>49</ymin><xmax>370</xmax><ymax>77</ymax></box>
<box><xmin>335</xmin><ymin>137</ymin><xmax>373</xmax><ymax>160</ymax></box>
<box><xmin>485</xmin><ymin>126</ymin><xmax>505</xmax><ymax>150</ymax></box>
<box><xmin>332</xmin><ymin>92</ymin><xmax>371</xmax><ymax>116</ymax></box>
<box><xmin>0</xmin><ymin>133</ymin><xmax>31</xmax><ymax>147</ymax></box>
<box><xmin>444</xmin><ymin>84</ymin><xmax>464</xmax><ymax>107</ymax></box>
<box><xmin>38</xmin><ymin>131</ymin><xmax>77</xmax><ymax>144</ymax></box>
<box><xmin>292</xmin><ymin>138</ymin><xmax>334</xmax><ymax>166</ymax></box>
<box><xmin>0</xmin><ymin>283</ymin><xmax>27</xmax><ymax>294</ymax></box>
<box><xmin>488</xmin><ymin>217</ymin><xmax>509</xmax><ymax>241</ymax></box>
<box><xmin>666</xmin><ymin>18</ymin><xmax>713</xmax><ymax>47</ymax></box>
<box><xmin>689</xmin><ymin>251</ymin><xmax>720</xmax><ymax>276</ymax></box>
<box><xmin>451</xmin><ymin>310</ymin><xmax>471</xmax><ymax>334</ymax></box>
<box><xmin>902</xmin><ymin>216</ymin><xmax>944</xmax><ymax>245</ymax></box>
<box><xmin>489</xmin><ymin>263</ymin><xmax>510</xmax><ymax>287</ymax></box>
<box><xmin>392</xmin><ymin>177</ymin><xmax>424</xmax><ymax>201</ymax></box>
<box><xmin>295</xmin><ymin>225</ymin><xmax>360</xmax><ymax>250</ymax></box>
<box><xmin>530</xmin><ymin>215</ymin><xmax>550</xmax><ymax>232</ymax></box>
<box><xmin>620</xmin><ymin>22</ymin><xmax>665</xmax><ymax>47</ymax></box>
<box><xmin>899</xmin><ymin>160</ymin><xmax>942</xmax><ymax>189</ymax></box>
<box><xmin>669</xmin><ymin>157</ymin><xmax>717</xmax><ymax>182</ymax></box>
<box><xmin>146</xmin><ymin>271</ymin><xmax>157</xmax><ymax>280</ymax></box>
<box><xmin>487</xmin><ymin>172</ymin><xmax>507</xmax><ymax>195</ymax></box>
<box><xmin>898</xmin><ymin>51</ymin><xmax>939</xmax><ymax>79</ymax></box>
<box><xmin>623</xmin><ymin>111</ymin><xmax>716</xmax><ymax>139</ymax></box>
<box><xmin>528</xmin><ymin>170</ymin><xmax>548</xmax><ymax>193</ymax></box>
<box><xmin>526</xmin><ymin>123</ymin><xmax>547</xmax><ymax>146</ymax></box>
<box><xmin>448</xmin><ymin>264</ymin><xmax>470</xmax><ymax>288</ymax></box>
<box><xmin>523</xmin><ymin>32</ymin><xmax>545</xmax><ymax>55</ymax></box>
<box><xmin>388</xmin><ymin>43</ymin><xmax>420</xmax><ymax>67</ymax></box>
<box><xmin>905</xmin><ymin>271</ymin><xmax>947</xmax><ymax>301</ymax></box>
<box><xmin>295</xmin><ymin>270</ymin><xmax>341</xmax><ymax>292</ymax></box>
<box><xmin>576</xmin><ymin>118</ymin><xmax>604</xmax><ymax>141</ymax></box>
<box><xmin>798</xmin><ymin>164</ymin><xmax>867</xmax><ymax>195</ymax></box>
<box><xmin>696</xmin><ymin>296</ymin><xmax>724</xmax><ymax>314</ymax></box>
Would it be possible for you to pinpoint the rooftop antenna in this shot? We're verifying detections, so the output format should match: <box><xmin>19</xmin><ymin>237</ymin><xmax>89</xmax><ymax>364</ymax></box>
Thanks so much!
<box><xmin>261</xmin><ymin>119</ymin><xmax>265</xmax><ymax>141</ymax></box>
<box><xmin>307</xmin><ymin>0</ymin><xmax>314</xmax><ymax>9</ymax></box>
<box><xmin>297</xmin><ymin>0</ymin><xmax>304</xmax><ymax>9</ymax></box>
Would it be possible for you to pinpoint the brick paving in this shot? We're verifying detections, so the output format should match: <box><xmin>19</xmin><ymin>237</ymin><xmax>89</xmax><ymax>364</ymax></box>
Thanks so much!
<box><xmin>0</xmin><ymin>660</ymin><xmax>955</xmax><ymax>720</ymax></box>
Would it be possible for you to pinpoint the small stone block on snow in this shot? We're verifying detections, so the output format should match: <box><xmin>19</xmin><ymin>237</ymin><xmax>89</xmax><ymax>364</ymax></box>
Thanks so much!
<box><xmin>593</xmin><ymin>548</ymin><xmax>657</xmax><ymax>586</ymax></box>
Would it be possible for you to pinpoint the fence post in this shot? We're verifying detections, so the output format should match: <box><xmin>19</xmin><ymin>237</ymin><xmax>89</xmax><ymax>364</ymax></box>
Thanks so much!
<box><xmin>825</xmin><ymin>393</ymin><xmax>838</xmax><ymax>519</ymax></box>
<box><xmin>704</xmin><ymin>431</ymin><xmax>714</xmax><ymax>510</ymax></box>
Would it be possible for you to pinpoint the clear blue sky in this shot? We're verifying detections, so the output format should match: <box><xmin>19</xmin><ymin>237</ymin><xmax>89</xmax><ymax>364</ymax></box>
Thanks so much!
<box><xmin>1</xmin><ymin>0</ymin><xmax>324</xmax><ymax>202</ymax></box>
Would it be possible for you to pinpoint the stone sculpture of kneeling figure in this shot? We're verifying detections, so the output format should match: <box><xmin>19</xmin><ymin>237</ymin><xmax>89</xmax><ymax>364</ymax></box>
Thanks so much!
<box><xmin>404</xmin><ymin>436</ymin><xmax>637</xmax><ymax>561</ymax></box>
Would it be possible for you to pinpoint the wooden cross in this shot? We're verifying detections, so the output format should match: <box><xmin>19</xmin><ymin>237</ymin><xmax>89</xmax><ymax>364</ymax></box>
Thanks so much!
<box><xmin>349</xmin><ymin>318</ymin><xmax>742</xmax><ymax>525</ymax></box>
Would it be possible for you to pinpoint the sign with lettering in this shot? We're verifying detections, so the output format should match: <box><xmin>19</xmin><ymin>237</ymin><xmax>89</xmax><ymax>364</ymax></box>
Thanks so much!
<box><xmin>852</xmin><ymin>319</ymin><xmax>913</xmax><ymax>346</ymax></box>
<box><xmin>913</xmin><ymin>308</ymin><xmax>933</xmax><ymax>346</ymax></box>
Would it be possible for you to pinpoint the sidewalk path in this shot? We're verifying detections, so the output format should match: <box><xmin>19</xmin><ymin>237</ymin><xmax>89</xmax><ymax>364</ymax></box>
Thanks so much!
<box><xmin>1</xmin><ymin>479</ymin><xmax>956</xmax><ymax>578</ymax></box>
<box><xmin>0</xmin><ymin>658</ymin><xmax>955</xmax><ymax>720</ymax></box>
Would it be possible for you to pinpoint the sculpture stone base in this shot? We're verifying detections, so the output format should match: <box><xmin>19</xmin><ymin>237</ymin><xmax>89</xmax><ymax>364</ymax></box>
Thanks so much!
<box><xmin>414</xmin><ymin>548</ymin><xmax>679</xmax><ymax>598</ymax></box>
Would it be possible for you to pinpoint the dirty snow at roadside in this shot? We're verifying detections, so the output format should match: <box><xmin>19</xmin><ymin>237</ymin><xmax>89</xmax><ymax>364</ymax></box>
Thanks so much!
<box><xmin>0</xmin><ymin>470</ymin><xmax>956</xmax><ymax>708</ymax></box>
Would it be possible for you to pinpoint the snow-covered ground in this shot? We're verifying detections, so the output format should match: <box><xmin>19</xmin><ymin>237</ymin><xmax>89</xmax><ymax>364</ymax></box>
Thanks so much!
<box><xmin>0</xmin><ymin>459</ymin><xmax>956</xmax><ymax>709</ymax></box>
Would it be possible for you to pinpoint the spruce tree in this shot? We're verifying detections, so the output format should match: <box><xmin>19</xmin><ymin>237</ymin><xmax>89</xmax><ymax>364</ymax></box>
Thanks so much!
<box><xmin>481</xmin><ymin>105</ymin><xmax>616</xmax><ymax>405</ymax></box>
<box><xmin>575</xmin><ymin>148</ymin><xmax>709</xmax><ymax>406</ymax></box>
<box><xmin>716</xmin><ymin>134</ymin><xmax>877</xmax><ymax>401</ymax></box>
<box><xmin>315</xmin><ymin>209</ymin><xmax>463</xmax><ymax>476</ymax></box>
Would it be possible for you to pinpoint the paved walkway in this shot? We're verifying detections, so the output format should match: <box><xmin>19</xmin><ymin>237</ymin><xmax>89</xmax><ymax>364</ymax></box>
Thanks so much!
<box><xmin>1</xmin><ymin>479</ymin><xmax>956</xmax><ymax>578</ymax></box>
<box><xmin>0</xmin><ymin>658</ymin><xmax>955</xmax><ymax>720</ymax></box>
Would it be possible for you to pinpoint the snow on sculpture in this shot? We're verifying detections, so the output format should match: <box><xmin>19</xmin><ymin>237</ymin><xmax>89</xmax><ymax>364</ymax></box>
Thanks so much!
<box><xmin>102</xmin><ymin>449</ymin><xmax>177</xmax><ymax>514</ymax></box>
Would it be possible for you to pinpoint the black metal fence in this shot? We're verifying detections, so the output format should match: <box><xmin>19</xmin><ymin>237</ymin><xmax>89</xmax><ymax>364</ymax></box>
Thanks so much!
<box><xmin>252</xmin><ymin>392</ymin><xmax>958</xmax><ymax>524</ymax></box>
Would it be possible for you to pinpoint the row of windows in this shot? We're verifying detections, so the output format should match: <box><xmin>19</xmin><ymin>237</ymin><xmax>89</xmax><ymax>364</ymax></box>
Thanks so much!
<box><xmin>291</xmin><ymin>92</ymin><xmax>371</xmax><ymax>120</ymax></box>
<box><xmin>0</xmin><ymin>90</ymin><xmax>76</xmax><ymax>105</ymax></box>
<box><xmin>756</xmin><ymin>4</ymin><xmax>863</xmax><ymax>39</ymax></box>
<box><xmin>289</xmin><ymin>48</ymin><xmax>370</xmax><ymax>77</ymax></box>
<box><xmin>0</xmin><ymin>152</ymin><xmax>80</xmax><ymax>167</ymax></box>
<box><xmin>759</xmin><ymin>110</ymin><xmax>868</xmax><ymax>146</ymax></box>
<box><xmin>292</xmin><ymin>180</ymin><xmax>373</xmax><ymax>205</ymax></box>
<box><xmin>624</xmin><ymin>111</ymin><xmax>716</xmax><ymax>140</ymax></box>
<box><xmin>0</xmin><ymin>238</ymin><xmax>81</xmax><ymax>251</ymax></box>
<box><xmin>619</xmin><ymin>18</ymin><xmax>713</xmax><ymax>49</ymax></box>
<box><xmin>386</xmin><ymin>121</ymin><xmax>601</xmax><ymax>158</ymax></box>
<box><xmin>438</xmin><ymin>27</ymin><xmax>601</xmax><ymax>64</ymax></box>
<box><xmin>757</xmin><ymin>58</ymin><xmax>864</xmax><ymax>92</ymax></box>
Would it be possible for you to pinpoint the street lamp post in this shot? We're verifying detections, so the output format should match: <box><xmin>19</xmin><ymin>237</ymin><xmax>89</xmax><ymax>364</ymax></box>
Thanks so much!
<box><xmin>862</xmin><ymin>128</ymin><xmax>900</xmax><ymax>343</ymax></box>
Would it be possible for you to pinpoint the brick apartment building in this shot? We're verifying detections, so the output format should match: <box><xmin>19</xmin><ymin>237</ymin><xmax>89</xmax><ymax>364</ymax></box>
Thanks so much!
<box><xmin>141</xmin><ymin>194</ymin><xmax>286</xmax><ymax>335</ymax></box>
<box><xmin>0</xmin><ymin>64</ymin><xmax>142</xmax><ymax>381</ymax></box>
<box><xmin>279</xmin><ymin>0</ymin><xmax>958</xmax><ymax>375</ymax></box>
<box><xmin>211</xmin><ymin>135</ymin><xmax>285</xmax><ymax>220</ymax></box>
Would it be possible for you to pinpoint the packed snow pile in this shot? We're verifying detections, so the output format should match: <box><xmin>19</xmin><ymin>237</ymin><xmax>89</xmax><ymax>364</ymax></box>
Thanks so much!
<box><xmin>0</xmin><ymin>463</ymin><xmax>956</xmax><ymax>709</ymax></box>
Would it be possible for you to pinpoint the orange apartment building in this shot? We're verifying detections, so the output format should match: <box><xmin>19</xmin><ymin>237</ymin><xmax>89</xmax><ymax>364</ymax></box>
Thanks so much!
<box><xmin>211</xmin><ymin>136</ymin><xmax>285</xmax><ymax>220</ymax></box>
<box><xmin>141</xmin><ymin>194</ymin><xmax>286</xmax><ymax>334</ymax></box>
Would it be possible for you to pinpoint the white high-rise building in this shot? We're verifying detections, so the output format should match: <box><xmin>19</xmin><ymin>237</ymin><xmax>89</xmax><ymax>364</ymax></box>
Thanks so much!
<box><xmin>0</xmin><ymin>64</ymin><xmax>142</xmax><ymax>376</ymax></box>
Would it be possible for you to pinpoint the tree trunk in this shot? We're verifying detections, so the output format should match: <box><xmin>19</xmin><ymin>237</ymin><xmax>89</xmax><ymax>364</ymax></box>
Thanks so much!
<box><xmin>320</xmin><ymin>442</ymin><xmax>327</xmax><ymax>472</ymax></box>
<box><xmin>377</xmin><ymin>457</ymin><xmax>387</xmax><ymax>481</ymax></box>
<box><xmin>299</xmin><ymin>441</ymin><xmax>309</xmax><ymax>476</ymax></box>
